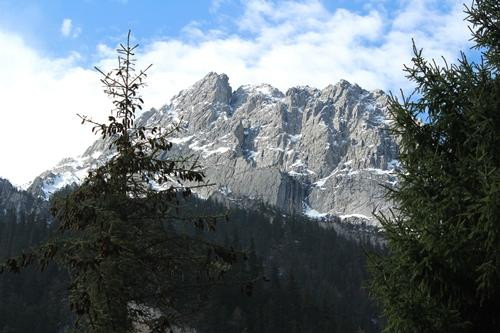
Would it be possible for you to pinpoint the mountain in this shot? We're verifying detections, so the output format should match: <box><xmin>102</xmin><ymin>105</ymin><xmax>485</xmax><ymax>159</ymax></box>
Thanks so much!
<box><xmin>0</xmin><ymin>181</ymin><xmax>382</xmax><ymax>333</ymax></box>
<box><xmin>27</xmin><ymin>73</ymin><xmax>399</xmax><ymax>225</ymax></box>
<box><xmin>0</xmin><ymin>178</ymin><xmax>48</xmax><ymax>221</ymax></box>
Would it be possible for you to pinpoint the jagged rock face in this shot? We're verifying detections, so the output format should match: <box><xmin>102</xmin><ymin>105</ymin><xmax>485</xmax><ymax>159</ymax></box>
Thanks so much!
<box><xmin>27</xmin><ymin>72</ymin><xmax>399</xmax><ymax>225</ymax></box>
<box><xmin>0</xmin><ymin>178</ymin><xmax>48</xmax><ymax>220</ymax></box>
<box><xmin>27</xmin><ymin>154</ymin><xmax>108</xmax><ymax>199</ymax></box>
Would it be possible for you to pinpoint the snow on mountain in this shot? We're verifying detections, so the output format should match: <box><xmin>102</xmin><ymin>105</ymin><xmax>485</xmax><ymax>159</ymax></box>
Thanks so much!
<box><xmin>27</xmin><ymin>72</ymin><xmax>399</xmax><ymax>225</ymax></box>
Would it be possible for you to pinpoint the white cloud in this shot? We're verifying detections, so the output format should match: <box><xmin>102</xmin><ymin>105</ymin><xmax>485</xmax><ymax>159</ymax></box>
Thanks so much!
<box><xmin>60</xmin><ymin>18</ymin><xmax>81</xmax><ymax>38</ymax></box>
<box><xmin>96</xmin><ymin>43</ymin><xmax>115</xmax><ymax>58</ymax></box>
<box><xmin>135</xmin><ymin>0</ymin><xmax>472</xmax><ymax>108</ymax></box>
<box><xmin>210</xmin><ymin>0</ymin><xmax>228</xmax><ymax>13</ymax></box>
<box><xmin>0</xmin><ymin>30</ymin><xmax>108</xmax><ymax>185</ymax></box>
<box><xmin>61</xmin><ymin>18</ymin><xmax>72</xmax><ymax>37</ymax></box>
<box><xmin>0</xmin><ymin>0</ymin><xmax>475</xmax><ymax>185</ymax></box>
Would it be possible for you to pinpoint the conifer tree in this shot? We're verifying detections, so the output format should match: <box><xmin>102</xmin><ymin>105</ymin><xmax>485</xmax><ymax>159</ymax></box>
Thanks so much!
<box><xmin>369</xmin><ymin>1</ymin><xmax>499</xmax><ymax>332</ymax></box>
<box><xmin>1</xmin><ymin>31</ymin><xmax>238</xmax><ymax>332</ymax></box>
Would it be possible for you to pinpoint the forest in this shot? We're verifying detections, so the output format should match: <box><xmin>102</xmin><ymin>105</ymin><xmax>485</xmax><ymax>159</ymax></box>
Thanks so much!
<box><xmin>0</xmin><ymin>189</ymin><xmax>381</xmax><ymax>333</ymax></box>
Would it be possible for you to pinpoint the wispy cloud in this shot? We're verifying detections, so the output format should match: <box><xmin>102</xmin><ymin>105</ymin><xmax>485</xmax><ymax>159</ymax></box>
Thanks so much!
<box><xmin>0</xmin><ymin>0</ymin><xmax>475</xmax><ymax>184</ymax></box>
<box><xmin>60</xmin><ymin>18</ymin><xmax>81</xmax><ymax>38</ymax></box>
<box><xmin>61</xmin><ymin>18</ymin><xmax>72</xmax><ymax>36</ymax></box>
<box><xmin>210</xmin><ymin>0</ymin><xmax>228</xmax><ymax>13</ymax></box>
<box><xmin>134</xmin><ymin>0</ymin><xmax>472</xmax><ymax>108</ymax></box>
<box><xmin>0</xmin><ymin>31</ymin><xmax>106</xmax><ymax>184</ymax></box>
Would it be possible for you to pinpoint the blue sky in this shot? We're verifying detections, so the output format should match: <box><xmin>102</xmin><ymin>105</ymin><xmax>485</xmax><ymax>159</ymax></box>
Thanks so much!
<box><xmin>0</xmin><ymin>0</ymin><xmax>479</xmax><ymax>184</ymax></box>
<box><xmin>0</xmin><ymin>0</ymin><xmax>226</xmax><ymax>61</ymax></box>
<box><xmin>0</xmin><ymin>0</ymin><xmax>467</xmax><ymax>64</ymax></box>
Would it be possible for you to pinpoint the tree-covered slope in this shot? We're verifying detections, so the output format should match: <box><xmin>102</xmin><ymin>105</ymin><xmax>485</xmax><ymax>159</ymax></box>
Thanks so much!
<box><xmin>0</xmin><ymin>181</ymin><xmax>381</xmax><ymax>332</ymax></box>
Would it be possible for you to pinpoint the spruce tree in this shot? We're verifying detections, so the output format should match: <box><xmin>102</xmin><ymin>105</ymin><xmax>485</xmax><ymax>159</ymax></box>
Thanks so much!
<box><xmin>369</xmin><ymin>1</ymin><xmax>499</xmax><ymax>332</ymax></box>
<box><xmin>1</xmin><ymin>31</ymin><xmax>238</xmax><ymax>332</ymax></box>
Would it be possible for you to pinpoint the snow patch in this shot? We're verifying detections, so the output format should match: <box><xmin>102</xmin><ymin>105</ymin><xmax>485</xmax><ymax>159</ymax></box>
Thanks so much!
<box><xmin>374</xmin><ymin>114</ymin><xmax>391</xmax><ymax>125</ymax></box>
<box><xmin>91</xmin><ymin>151</ymin><xmax>102</xmax><ymax>160</ymax></box>
<box><xmin>218</xmin><ymin>185</ymin><xmax>232</xmax><ymax>196</ymax></box>
<box><xmin>288</xmin><ymin>170</ymin><xmax>308</xmax><ymax>177</ymax></box>
<box><xmin>42</xmin><ymin>172</ymin><xmax>80</xmax><ymax>197</ymax></box>
<box><xmin>345</xmin><ymin>170</ymin><xmax>360</xmax><ymax>176</ymax></box>
<box><xmin>387</xmin><ymin>159</ymin><xmax>400</xmax><ymax>170</ymax></box>
<box><xmin>169</xmin><ymin>135</ymin><xmax>194</xmax><ymax>144</ymax></box>
<box><xmin>340</xmin><ymin>213</ymin><xmax>371</xmax><ymax>220</ymax></box>
<box><xmin>288</xmin><ymin>134</ymin><xmax>302</xmax><ymax>143</ymax></box>
<box><xmin>245</xmin><ymin>150</ymin><xmax>258</xmax><ymax>161</ymax></box>
<box><xmin>314</xmin><ymin>173</ymin><xmax>333</xmax><ymax>188</ymax></box>
<box><xmin>339</xmin><ymin>213</ymin><xmax>378</xmax><ymax>226</ymax></box>
<box><xmin>189</xmin><ymin>139</ymin><xmax>231</xmax><ymax>157</ymax></box>
<box><xmin>365</xmin><ymin>168</ymin><xmax>393</xmax><ymax>175</ymax></box>
<box><xmin>205</xmin><ymin>147</ymin><xmax>230</xmax><ymax>157</ymax></box>
<box><xmin>255</xmin><ymin>85</ymin><xmax>274</xmax><ymax>95</ymax></box>
<box><xmin>161</xmin><ymin>106</ymin><xmax>181</xmax><ymax>124</ymax></box>
<box><xmin>240</xmin><ymin>84</ymin><xmax>283</xmax><ymax>102</ymax></box>
<box><xmin>304</xmin><ymin>204</ymin><xmax>327</xmax><ymax>219</ymax></box>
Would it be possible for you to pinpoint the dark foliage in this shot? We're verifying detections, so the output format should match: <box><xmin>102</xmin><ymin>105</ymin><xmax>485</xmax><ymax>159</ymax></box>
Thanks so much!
<box><xmin>190</xmin><ymin>199</ymin><xmax>382</xmax><ymax>333</ymax></box>
<box><xmin>0</xmin><ymin>204</ymin><xmax>71</xmax><ymax>333</ymax></box>
<box><xmin>0</xmin><ymin>196</ymin><xmax>382</xmax><ymax>333</ymax></box>
<box><xmin>0</xmin><ymin>32</ymin><xmax>238</xmax><ymax>332</ymax></box>
<box><xmin>369</xmin><ymin>1</ymin><xmax>500</xmax><ymax>332</ymax></box>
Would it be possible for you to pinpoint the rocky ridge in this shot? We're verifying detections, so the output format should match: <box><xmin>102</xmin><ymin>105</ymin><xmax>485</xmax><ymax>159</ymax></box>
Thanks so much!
<box><xmin>27</xmin><ymin>73</ymin><xmax>399</xmax><ymax>225</ymax></box>
<box><xmin>0</xmin><ymin>178</ymin><xmax>49</xmax><ymax>221</ymax></box>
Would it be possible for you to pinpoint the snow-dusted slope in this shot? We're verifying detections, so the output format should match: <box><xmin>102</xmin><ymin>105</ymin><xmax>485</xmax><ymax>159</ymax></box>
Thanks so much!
<box><xmin>0</xmin><ymin>178</ymin><xmax>49</xmax><ymax>221</ymax></box>
<box><xmin>28</xmin><ymin>72</ymin><xmax>399</xmax><ymax>225</ymax></box>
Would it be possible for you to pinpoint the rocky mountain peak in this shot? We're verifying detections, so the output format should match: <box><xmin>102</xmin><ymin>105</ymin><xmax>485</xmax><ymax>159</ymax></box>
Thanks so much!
<box><xmin>27</xmin><ymin>73</ymin><xmax>399</xmax><ymax>226</ymax></box>
<box><xmin>174</xmin><ymin>72</ymin><xmax>232</xmax><ymax>106</ymax></box>
<box><xmin>168</xmin><ymin>72</ymin><xmax>232</xmax><ymax>130</ymax></box>
<box><xmin>0</xmin><ymin>178</ymin><xmax>48</xmax><ymax>220</ymax></box>
<box><xmin>0</xmin><ymin>178</ymin><xmax>15</xmax><ymax>198</ymax></box>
